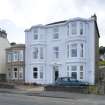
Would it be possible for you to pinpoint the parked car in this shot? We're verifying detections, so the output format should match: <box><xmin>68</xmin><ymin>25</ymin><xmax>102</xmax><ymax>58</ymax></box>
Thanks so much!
<box><xmin>55</xmin><ymin>77</ymin><xmax>89</xmax><ymax>86</ymax></box>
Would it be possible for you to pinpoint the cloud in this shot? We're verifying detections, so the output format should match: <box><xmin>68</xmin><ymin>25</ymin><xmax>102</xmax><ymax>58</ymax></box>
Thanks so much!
<box><xmin>0</xmin><ymin>19</ymin><xmax>25</xmax><ymax>43</ymax></box>
<box><xmin>0</xmin><ymin>0</ymin><xmax>104</xmax><ymax>46</ymax></box>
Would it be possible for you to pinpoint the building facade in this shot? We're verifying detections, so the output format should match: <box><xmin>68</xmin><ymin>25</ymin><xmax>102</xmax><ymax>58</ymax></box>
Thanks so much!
<box><xmin>0</xmin><ymin>30</ymin><xmax>10</xmax><ymax>81</ymax></box>
<box><xmin>6</xmin><ymin>44</ymin><xmax>25</xmax><ymax>82</ymax></box>
<box><xmin>25</xmin><ymin>15</ymin><xmax>99</xmax><ymax>85</ymax></box>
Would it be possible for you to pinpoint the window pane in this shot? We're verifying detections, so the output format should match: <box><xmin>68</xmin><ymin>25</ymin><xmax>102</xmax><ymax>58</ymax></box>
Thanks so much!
<box><xmin>53</xmin><ymin>27</ymin><xmax>59</xmax><ymax>39</ymax></box>
<box><xmin>53</xmin><ymin>47</ymin><xmax>59</xmax><ymax>58</ymax></box>
<box><xmin>14</xmin><ymin>68</ymin><xmax>17</xmax><ymax>71</ymax></box>
<box><xmin>19</xmin><ymin>50</ymin><xmax>24</xmax><ymax>61</ymax></box>
<box><xmin>8</xmin><ymin>69</ymin><xmax>11</xmax><ymax>78</ymax></box>
<box><xmin>33</xmin><ymin>67</ymin><xmax>37</xmax><ymax>71</ymax></box>
<box><xmin>67</xmin><ymin>66</ymin><xmax>69</xmax><ymax>71</ymax></box>
<box><xmin>14</xmin><ymin>68</ymin><xmax>18</xmax><ymax>79</ymax></box>
<box><xmin>80</xmin><ymin>65</ymin><xmax>83</xmax><ymax>72</ymax></box>
<box><xmin>71</xmin><ymin>22</ymin><xmax>77</xmax><ymax>35</ymax></box>
<box><xmin>33</xmin><ymin>67</ymin><xmax>38</xmax><ymax>78</ymax></box>
<box><xmin>13</xmin><ymin>52</ymin><xmax>18</xmax><ymax>61</ymax></box>
<box><xmin>80</xmin><ymin>22</ymin><xmax>83</xmax><ymax>35</ymax></box>
<box><xmin>15</xmin><ymin>72</ymin><xmax>17</xmax><ymax>78</ymax></box>
<box><xmin>8</xmin><ymin>53</ymin><xmax>11</xmax><ymax>62</ymax></box>
<box><xmin>34</xmin><ymin>34</ymin><xmax>38</xmax><ymax>40</ymax></box>
<box><xmin>34</xmin><ymin>28</ymin><xmax>38</xmax><ymax>33</ymax></box>
<box><xmin>53</xmin><ymin>27</ymin><xmax>59</xmax><ymax>32</ymax></box>
<box><xmin>71</xmin><ymin>72</ymin><xmax>77</xmax><ymax>79</ymax></box>
<box><xmin>40</xmin><ymin>66</ymin><xmax>43</xmax><ymax>79</ymax></box>
<box><xmin>71</xmin><ymin>44</ymin><xmax>77</xmax><ymax>57</ymax></box>
<box><xmin>19</xmin><ymin>67</ymin><xmax>23</xmax><ymax>79</ymax></box>
<box><xmin>80</xmin><ymin>44</ymin><xmax>83</xmax><ymax>57</ymax></box>
<box><xmin>71</xmin><ymin>49</ymin><xmax>77</xmax><ymax>57</ymax></box>
<box><xmin>54</xmin><ymin>47</ymin><xmax>59</xmax><ymax>51</ymax></box>
<box><xmin>53</xmin><ymin>33</ymin><xmax>59</xmax><ymax>39</ymax></box>
<box><xmin>40</xmin><ymin>72</ymin><xmax>43</xmax><ymax>79</ymax></box>
<box><xmin>67</xmin><ymin>44</ymin><xmax>69</xmax><ymax>57</ymax></box>
<box><xmin>40</xmin><ymin>47</ymin><xmax>44</xmax><ymax>59</ymax></box>
<box><xmin>67</xmin><ymin>25</ymin><xmax>69</xmax><ymax>36</ymax></box>
<box><xmin>67</xmin><ymin>72</ymin><xmax>69</xmax><ymax>77</ymax></box>
<box><xmin>67</xmin><ymin>66</ymin><xmax>70</xmax><ymax>77</ymax></box>
<box><xmin>19</xmin><ymin>72</ymin><xmax>23</xmax><ymax>79</ymax></box>
<box><xmin>33</xmin><ymin>72</ymin><xmax>37</xmax><ymax>78</ymax></box>
<box><xmin>33</xmin><ymin>48</ymin><xmax>38</xmax><ymax>59</ymax></box>
<box><xmin>71</xmin><ymin>66</ymin><xmax>77</xmax><ymax>71</ymax></box>
<box><xmin>80</xmin><ymin>72</ymin><xmax>83</xmax><ymax>79</ymax></box>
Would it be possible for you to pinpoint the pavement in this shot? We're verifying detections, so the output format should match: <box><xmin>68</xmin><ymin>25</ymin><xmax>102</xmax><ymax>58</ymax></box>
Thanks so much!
<box><xmin>0</xmin><ymin>85</ymin><xmax>44</xmax><ymax>94</ymax></box>
<box><xmin>0</xmin><ymin>85</ymin><xmax>105</xmax><ymax>100</ymax></box>
<box><xmin>1</xmin><ymin>85</ymin><xmax>105</xmax><ymax>105</ymax></box>
<box><xmin>0</xmin><ymin>90</ymin><xmax>105</xmax><ymax>105</ymax></box>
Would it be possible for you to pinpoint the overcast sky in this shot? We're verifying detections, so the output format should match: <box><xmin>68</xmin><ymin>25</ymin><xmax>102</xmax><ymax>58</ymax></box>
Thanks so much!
<box><xmin>0</xmin><ymin>0</ymin><xmax>105</xmax><ymax>46</ymax></box>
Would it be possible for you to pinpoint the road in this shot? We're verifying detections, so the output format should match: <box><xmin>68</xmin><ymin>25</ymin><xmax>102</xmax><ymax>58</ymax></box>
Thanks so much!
<box><xmin>0</xmin><ymin>93</ymin><xmax>105</xmax><ymax>105</ymax></box>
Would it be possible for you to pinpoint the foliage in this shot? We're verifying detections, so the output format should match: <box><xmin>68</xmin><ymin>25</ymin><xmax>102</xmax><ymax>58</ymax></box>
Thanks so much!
<box><xmin>98</xmin><ymin>61</ymin><xmax>105</xmax><ymax>66</ymax></box>
<box><xmin>88</xmin><ymin>85</ymin><xmax>98</xmax><ymax>94</ymax></box>
<box><xmin>99</xmin><ymin>46</ymin><xmax>105</xmax><ymax>55</ymax></box>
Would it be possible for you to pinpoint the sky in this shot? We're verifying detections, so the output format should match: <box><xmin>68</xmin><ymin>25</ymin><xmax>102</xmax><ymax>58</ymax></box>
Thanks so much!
<box><xmin>0</xmin><ymin>0</ymin><xmax>105</xmax><ymax>46</ymax></box>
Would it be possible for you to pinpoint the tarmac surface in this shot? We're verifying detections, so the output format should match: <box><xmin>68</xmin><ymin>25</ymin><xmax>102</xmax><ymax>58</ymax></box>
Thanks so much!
<box><xmin>0</xmin><ymin>91</ymin><xmax>105</xmax><ymax>105</ymax></box>
<box><xmin>0</xmin><ymin>85</ymin><xmax>105</xmax><ymax>105</ymax></box>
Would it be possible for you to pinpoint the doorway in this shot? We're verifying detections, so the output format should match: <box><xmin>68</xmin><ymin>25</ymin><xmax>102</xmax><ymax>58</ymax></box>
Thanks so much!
<box><xmin>53</xmin><ymin>65</ymin><xmax>59</xmax><ymax>81</ymax></box>
<box><xmin>55</xmin><ymin>71</ymin><xmax>59</xmax><ymax>81</ymax></box>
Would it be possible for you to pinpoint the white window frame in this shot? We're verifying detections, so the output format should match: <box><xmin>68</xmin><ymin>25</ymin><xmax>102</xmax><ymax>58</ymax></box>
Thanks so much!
<box><xmin>13</xmin><ymin>52</ymin><xmax>18</xmax><ymax>62</ymax></box>
<box><xmin>71</xmin><ymin>66</ymin><xmax>77</xmax><ymax>71</ymax></box>
<box><xmin>53</xmin><ymin>47</ymin><xmax>59</xmax><ymax>59</ymax></box>
<box><xmin>67</xmin><ymin>24</ymin><xmax>69</xmax><ymax>36</ymax></box>
<box><xmin>13</xmin><ymin>68</ymin><xmax>18</xmax><ymax>80</ymax></box>
<box><xmin>67</xmin><ymin>65</ymin><xmax>70</xmax><ymax>77</ymax></box>
<box><xmin>8</xmin><ymin>68</ymin><xmax>11</xmax><ymax>79</ymax></box>
<box><xmin>80</xmin><ymin>22</ymin><xmax>83</xmax><ymax>35</ymax></box>
<box><xmin>33</xmin><ymin>67</ymin><xmax>38</xmax><ymax>79</ymax></box>
<box><xmin>71</xmin><ymin>22</ymin><xmax>77</xmax><ymax>35</ymax></box>
<box><xmin>53</xmin><ymin>27</ymin><xmax>59</xmax><ymax>39</ymax></box>
<box><xmin>34</xmin><ymin>34</ymin><xmax>38</xmax><ymax>40</ymax></box>
<box><xmin>67</xmin><ymin>44</ymin><xmax>69</xmax><ymax>58</ymax></box>
<box><xmin>40</xmin><ymin>66</ymin><xmax>43</xmax><ymax>79</ymax></box>
<box><xmin>40</xmin><ymin>47</ymin><xmax>44</xmax><ymax>59</ymax></box>
<box><xmin>33</xmin><ymin>28</ymin><xmax>38</xmax><ymax>40</ymax></box>
<box><xmin>19</xmin><ymin>50</ymin><xmax>24</xmax><ymax>61</ymax></box>
<box><xmin>7</xmin><ymin>53</ymin><xmax>11</xmax><ymax>62</ymax></box>
<box><xmin>19</xmin><ymin>67</ymin><xmax>23</xmax><ymax>80</ymax></box>
<box><xmin>71</xmin><ymin>44</ymin><xmax>77</xmax><ymax>57</ymax></box>
<box><xmin>33</xmin><ymin>47</ymin><xmax>38</xmax><ymax>59</ymax></box>
<box><xmin>80</xmin><ymin>65</ymin><xmax>84</xmax><ymax>79</ymax></box>
<box><xmin>80</xmin><ymin>44</ymin><xmax>83</xmax><ymax>57</ymax></box>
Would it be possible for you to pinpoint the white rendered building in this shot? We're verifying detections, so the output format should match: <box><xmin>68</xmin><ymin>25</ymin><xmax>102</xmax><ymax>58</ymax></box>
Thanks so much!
<box><xmin>25</xmin><ymin>15</ymin><xmax>99</xmax><ymax>85</ymax></box>
<box><xmin>0</xmin><ymin>30</ymin><xmax>10</xmax><ymax>80</ymax></box>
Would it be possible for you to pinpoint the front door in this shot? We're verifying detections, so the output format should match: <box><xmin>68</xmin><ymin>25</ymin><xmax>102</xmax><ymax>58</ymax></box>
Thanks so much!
<box><xmin>53</xmin><ymin>65</ymin><xmax>59</xmax><ymax>82</ymax></box>
<box><xmin>55</xmin><ymin>71</ymin><xmax>59</xmax><ymax>81</ymax></box>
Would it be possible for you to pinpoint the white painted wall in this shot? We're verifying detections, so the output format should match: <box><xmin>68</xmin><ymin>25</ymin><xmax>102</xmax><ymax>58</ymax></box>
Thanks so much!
<box><xmin>25</xmin><ymin>18</ymin><xmax>98</xmax><ymax>85</ymax></box>
<box><xmin>0</xmin><ymin>37</ymin><xmax>10</xmax><ymax>74</ymax></box>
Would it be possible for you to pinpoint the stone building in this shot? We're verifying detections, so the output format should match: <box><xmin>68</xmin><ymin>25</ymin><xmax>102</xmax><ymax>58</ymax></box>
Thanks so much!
<box><xmin>6</xmin><ymin>43</ymin><xmax>25</xmax><ymax>82</ymax></box>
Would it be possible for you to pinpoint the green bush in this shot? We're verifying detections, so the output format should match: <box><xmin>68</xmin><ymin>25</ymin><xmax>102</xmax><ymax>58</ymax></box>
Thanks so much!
<box><xmin>98</xmin><ymin>61</ymin><xmax>105</xmax><ymax>66</ymax></box>
<box><xmin>88</xmin><ymin>85</ymin><xmax>98</xmax><ymax>94</ymax></box>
